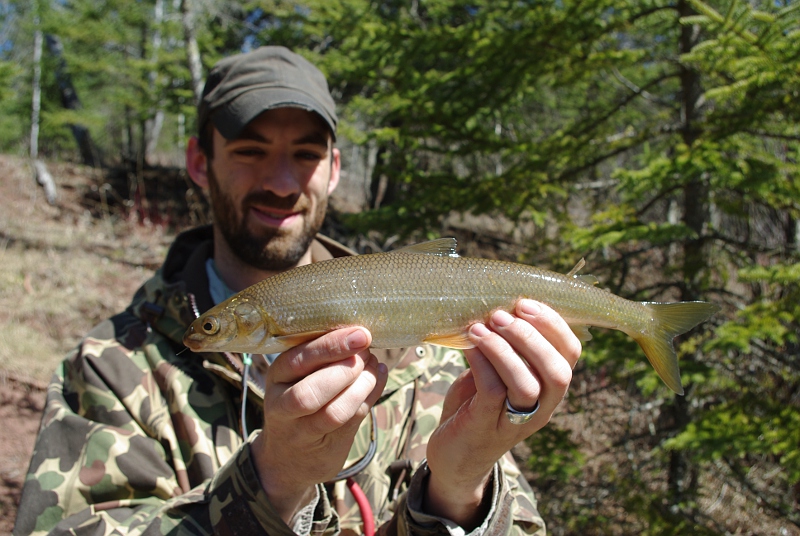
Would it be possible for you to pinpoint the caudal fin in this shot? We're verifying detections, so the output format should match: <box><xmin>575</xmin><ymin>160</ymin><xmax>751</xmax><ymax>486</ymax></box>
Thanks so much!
<box><xmin>633</xmin><ymin>302</ymin><xmax>720</xmax><ymax>395</ymax></box>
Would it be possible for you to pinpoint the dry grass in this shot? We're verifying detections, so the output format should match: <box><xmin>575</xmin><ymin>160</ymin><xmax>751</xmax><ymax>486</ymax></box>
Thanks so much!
<box><xmin>0</xmin><ymin>155</ymin><xmax>172</xmax><ymax>381</ymax></box>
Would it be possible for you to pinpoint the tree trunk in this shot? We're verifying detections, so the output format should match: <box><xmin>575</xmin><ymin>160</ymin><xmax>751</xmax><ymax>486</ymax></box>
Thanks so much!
<box><xmin>30</xmin><ymin>13</ymin><xmax>57</xmax><ymax>205</ymax></box>
<box><xmin>145</xmin><ymin>111</ymin><xmax>165</xmax><ymax>162</ymax></box>
<box><xmin>180</xmin><ymin>0</ymin><xmax>204</xmax><ymax>105</ymax></box>
<box><xmin>144</xmin><ymin>0</ymin><xmax>166</xmax><ymax>164</ymax></box>
<box><xmin>33</xmin><ymin>160</ymin><xmax>57</xmax><ymax>205</ymax></box>
<box><xmin>30</xmin><ymin>23</ymin><xmax>42</xmax><ymax>160</ymax></box>
<box><xmin>668</xmin><ymin>0</ymin><xmax>705</xmax><ymax>511</ymax></box>
<box><xmin>125</xmin><ymin>105</ymin><xmax>136</xmax><ymax>163</ymax></box>
<box><xmin>677</xmin><ymin>4</ymin><xmax>706</xmax><ymax>297</ymax></box>
<box><xmin>45</xmin><ymin>34</ymin><xmax>98</xmax><ymax>167</ymax></box>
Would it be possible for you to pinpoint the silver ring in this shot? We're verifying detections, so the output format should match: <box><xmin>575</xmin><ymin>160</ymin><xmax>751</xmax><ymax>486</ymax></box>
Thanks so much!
<box><xmin>505</xmin><ymin>397</ymin><xmax>540</xmax><ymax>425</ymax></box>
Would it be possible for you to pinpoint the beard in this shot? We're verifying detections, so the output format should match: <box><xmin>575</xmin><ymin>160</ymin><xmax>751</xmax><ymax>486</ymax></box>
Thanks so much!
<box><xmin>206</xmin><ymin>166</ymin><xmax>329</xmax><ymax>271</ymax></box>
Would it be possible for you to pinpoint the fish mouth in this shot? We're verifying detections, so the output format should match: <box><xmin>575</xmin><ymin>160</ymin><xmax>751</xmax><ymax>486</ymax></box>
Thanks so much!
<box><xmin>183</xmin><ymin>325</ymin><xmax>209</xmax><ymax>351</ymax></box>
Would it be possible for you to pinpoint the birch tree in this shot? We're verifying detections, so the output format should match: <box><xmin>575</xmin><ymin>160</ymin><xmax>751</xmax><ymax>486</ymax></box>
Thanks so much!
<box><xmin>180</xmin><ymin>0</ymin><xmax>204</xmax><ymax>105</ymax></box>
<box><xmin>30</xmin><ymin>3</ymin><xmax>57</xmax><ymax>204</ymax></box>
<box><xmin>143</xmin><ymin>0</ymin><xmax>166</xmax><ymax>162</ymax></box>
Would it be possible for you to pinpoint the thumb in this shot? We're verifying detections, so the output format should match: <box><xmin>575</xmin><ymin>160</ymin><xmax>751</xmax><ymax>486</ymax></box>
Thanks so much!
<box><xmin>441</xmin><ymin>369</ymin><xmax>477</xmax><ymax>422</ymax></box>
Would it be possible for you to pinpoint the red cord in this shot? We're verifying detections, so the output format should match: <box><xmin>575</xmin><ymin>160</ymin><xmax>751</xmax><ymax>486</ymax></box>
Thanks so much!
<box><xmin>346</xmin><ymin>477</ymin><xmax>375</xmax><ymax>536</ymax></box>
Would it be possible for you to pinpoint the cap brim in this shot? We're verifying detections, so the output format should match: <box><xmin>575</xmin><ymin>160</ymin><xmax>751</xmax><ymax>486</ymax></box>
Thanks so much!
<box><xmin>211</xmin><ymin>87</ymin><xmax>337</xmax><ymax>140</ymax></box>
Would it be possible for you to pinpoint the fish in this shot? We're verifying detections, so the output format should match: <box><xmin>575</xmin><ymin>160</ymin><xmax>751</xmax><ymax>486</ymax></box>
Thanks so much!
<box><xmin>183</xmin><ymin>238</ymin><xmax>719</xmax><ymax>395</ymax></box>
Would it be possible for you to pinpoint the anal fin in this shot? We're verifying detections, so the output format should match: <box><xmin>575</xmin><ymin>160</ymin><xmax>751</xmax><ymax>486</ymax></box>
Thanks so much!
<box><xmin>569</xmin><ymin>324</ymin><xmax>593</xmax><ymax>342</ymax></box>
<box><xmin>423</xmin><ymin>332</ymin><xmax>476</xmax><ymax>349</ymax></box>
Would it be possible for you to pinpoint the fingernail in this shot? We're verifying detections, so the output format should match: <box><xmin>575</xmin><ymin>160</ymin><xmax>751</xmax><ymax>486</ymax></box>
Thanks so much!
<box><xmin>492</xmin><ymin>310</ymin><xmax>515</xmax><ymax>328</ymax></box>
<box><xmin>470</xmin><ymin>323</ymin><xmax>491</xmax><ymax>337</ymax></box>
<box><xmin>346</xmin><ymin>329</ymin><xmax>368</xmax><ymax>349</ymax></box>
<box><xmin>520</xmin><ymin>300</ymin><xmax>541</xmax><ymax>316</ymax></box>
<box><xmin>378</xmin><ymin>363</ymin><xmax>388</xmax><ymax>376</ymax></box>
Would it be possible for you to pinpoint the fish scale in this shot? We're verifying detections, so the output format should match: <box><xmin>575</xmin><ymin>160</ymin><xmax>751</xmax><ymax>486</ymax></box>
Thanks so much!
<box><xmin>184</xmin><ymin>238</ymin><xmax>719</xmax><ymax>395</ymax></box>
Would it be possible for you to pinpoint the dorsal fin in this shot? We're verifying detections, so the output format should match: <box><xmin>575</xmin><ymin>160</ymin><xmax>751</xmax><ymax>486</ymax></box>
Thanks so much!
<box><xmin>566</xmin><ymin>258</ymin><xmax>586</xmax><ymax>277</ymax></box>
<box><xmin>566</xmin><ymin>258</ymin><xmax>599</xmax><ymax>286</ymax></box>
<box><xmin>393</xmin><ymin>238</ymin><xmax>459</xmax><ymax>257</ymax></box>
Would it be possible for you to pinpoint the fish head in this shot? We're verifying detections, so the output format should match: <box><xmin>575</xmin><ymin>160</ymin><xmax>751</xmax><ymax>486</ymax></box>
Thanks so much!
<box><xmin>183</xmin><ymin>296</ymin><xmax>284</xmax><ymax>354</ymax></box>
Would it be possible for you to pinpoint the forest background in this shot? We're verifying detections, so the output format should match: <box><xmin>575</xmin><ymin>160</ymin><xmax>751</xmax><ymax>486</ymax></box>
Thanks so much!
<box><xmin>1</xmin><ymin>0</ymin><xmax>799</xmax><ymax>534</ymax></box>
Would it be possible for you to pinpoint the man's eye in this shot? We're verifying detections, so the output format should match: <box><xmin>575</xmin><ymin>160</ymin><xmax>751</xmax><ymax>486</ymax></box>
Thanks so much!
<box><xmin>234</xmin><ymin>148</ymin><xmax>264</xmax><ymax>157</ymax></box>
<box><xmin>297</xmin><ymin>151</ymin><xmax>323</xmax><ymax>161</ymax></box>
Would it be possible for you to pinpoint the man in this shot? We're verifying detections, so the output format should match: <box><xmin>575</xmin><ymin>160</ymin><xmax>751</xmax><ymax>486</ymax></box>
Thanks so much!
<box><xmin>15</xmin><ymin>46</ymin><xmax>580</xmax><ymax>535</ymax></box>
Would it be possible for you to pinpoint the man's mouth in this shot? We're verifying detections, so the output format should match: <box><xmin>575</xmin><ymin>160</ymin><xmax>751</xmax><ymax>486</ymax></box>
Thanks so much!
<box><xmin>250</xmin><ymin>206</ymin><xmax>302</xmax><ymax>227</ymax></box>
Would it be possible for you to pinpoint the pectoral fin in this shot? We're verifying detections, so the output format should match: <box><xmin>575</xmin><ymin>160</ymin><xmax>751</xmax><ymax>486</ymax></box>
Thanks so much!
<box><xmin>275</xmin><ymin>331</ymin><xmax>330</xmax><ymax>348</ymax></box>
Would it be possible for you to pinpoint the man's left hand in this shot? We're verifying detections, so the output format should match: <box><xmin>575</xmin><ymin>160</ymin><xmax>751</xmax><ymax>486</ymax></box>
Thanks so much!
<box><xmin>424</xmin><ymin>299</ymin><xmax>581</xmax><ymax>528</ymax></box>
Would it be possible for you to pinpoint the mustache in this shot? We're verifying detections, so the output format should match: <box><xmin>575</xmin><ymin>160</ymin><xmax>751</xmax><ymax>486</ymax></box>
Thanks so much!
<box><xmin>243</xmin><ymin>191</ymin><xmax>306</xmax><ymax>211</ymax></box>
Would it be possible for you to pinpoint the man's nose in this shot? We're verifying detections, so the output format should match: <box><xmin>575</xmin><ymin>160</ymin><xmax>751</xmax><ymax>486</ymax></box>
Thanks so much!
<box><xmin>261</xmin><ymin>154</ymin><xmax>300</xmax><ymax>196</ymax></box>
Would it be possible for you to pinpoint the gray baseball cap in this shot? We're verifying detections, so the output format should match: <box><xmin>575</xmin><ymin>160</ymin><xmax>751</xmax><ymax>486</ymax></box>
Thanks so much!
<box><xmin>197</xmin><ymin>46</ymin><xmax>338</xmax><ymax>140</ymax></box>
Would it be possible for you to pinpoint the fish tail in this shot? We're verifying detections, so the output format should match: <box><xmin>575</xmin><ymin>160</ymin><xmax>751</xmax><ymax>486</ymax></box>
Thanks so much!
<box><xmin>632</xmin><ymin>301</ymin><xmax>720</xmax><ymax>396</ymax></box>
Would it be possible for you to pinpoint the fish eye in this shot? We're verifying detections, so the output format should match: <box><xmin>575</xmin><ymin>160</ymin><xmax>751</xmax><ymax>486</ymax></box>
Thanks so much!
<box><xmin>201</xmin><ymin>316</ymin><xmax>220</xmax><ymax>335</ymax></box>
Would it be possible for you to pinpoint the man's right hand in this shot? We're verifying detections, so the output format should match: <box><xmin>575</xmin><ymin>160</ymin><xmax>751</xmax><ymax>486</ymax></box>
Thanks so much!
<box><xmin>251</xmin><ymin>327</ymin><xmax>388</xmax><ymax>523</ymax></box>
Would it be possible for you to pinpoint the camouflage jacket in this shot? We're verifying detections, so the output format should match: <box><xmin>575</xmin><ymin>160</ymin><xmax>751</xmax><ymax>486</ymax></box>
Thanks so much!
<box><xmin>14</xmin><ymin>226</ymin><xmax>545</xmax><ymax>536</ymax></box>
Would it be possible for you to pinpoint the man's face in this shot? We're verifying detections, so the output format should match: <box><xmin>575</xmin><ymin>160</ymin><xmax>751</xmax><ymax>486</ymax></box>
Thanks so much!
<box><xmin>206</xmin><ymin>107</ymin><xmax>340</xmax><ymax>271</ymax></box>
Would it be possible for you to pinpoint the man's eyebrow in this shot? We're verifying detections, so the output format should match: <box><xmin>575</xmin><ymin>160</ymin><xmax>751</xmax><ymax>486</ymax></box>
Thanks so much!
<box><xmin>293</xmin><ymin>131</ymin><xmax>329</xmax><ymax>147</ymax></box>
<box><xmin>224</xmin><ymin>130</ymin><xmax>328</xmax><ymax>147</ymax></box>
<box><xmin>226</xmin><ymin>131</ymin><xmax>269</xmax><ymax>144</ymax></box>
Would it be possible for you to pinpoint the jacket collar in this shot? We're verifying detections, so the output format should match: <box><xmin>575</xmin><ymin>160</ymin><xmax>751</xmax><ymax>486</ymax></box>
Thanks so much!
<box><xmin>129</xmin><ymin>225</ymin><xmax>358</xmax><ymax>344</ymax></box>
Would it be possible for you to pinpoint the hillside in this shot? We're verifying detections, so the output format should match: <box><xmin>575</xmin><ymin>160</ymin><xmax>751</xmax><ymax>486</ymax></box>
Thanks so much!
<box><xmin>0</xmin><ymin>154</ymin><xmax>175</xmax><ymax>532</ymax></box>
<box><xmin>0</xmin><ymin>154</ymin><xmax>796</xmax><ymax>535</ymax></box>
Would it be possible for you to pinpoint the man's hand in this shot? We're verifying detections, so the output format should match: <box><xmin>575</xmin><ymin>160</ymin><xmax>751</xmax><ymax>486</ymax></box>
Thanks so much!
<box><xmin>424</xmin><ymin>300</ymin><xmax>581</xmax><ymax>529</ymax></box>
<box><xmin>251</xmin><ymin>327</ymin><xmax>388</xmax><ymax>523</ymax></box>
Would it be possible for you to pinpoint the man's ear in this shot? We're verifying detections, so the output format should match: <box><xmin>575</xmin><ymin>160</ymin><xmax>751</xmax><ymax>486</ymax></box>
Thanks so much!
<box><xmin>186</xmin><ymin>136</ymin><xmax>209</xmax><ymax>189</ymax></box>
<box><xmin>327</xmin><ymin>147</ymin><xmax>341</xmax><ymax>195</ymax></box>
